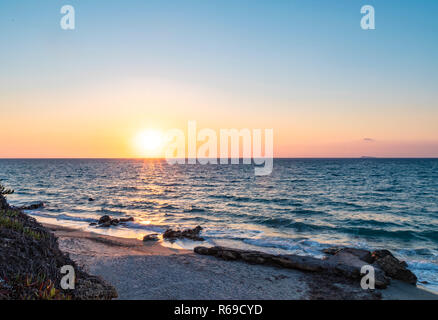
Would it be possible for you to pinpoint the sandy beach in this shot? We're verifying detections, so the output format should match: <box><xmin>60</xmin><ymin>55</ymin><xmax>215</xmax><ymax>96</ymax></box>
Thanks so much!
<box><xmin>45</xmin><ymin>224</ymin><xmax>438</xmax><ymax>300</ymax></box>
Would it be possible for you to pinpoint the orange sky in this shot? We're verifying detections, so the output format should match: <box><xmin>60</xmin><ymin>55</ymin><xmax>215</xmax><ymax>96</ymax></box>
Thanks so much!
<box><xmin>1</xmin><ymin>78</ymin><xmax>437</xmax><ymax>158</ymax></box>
<box><xmin>1</xmin><ymin>2</ymin><xmax>437</xmax><ymax>158</ymax></box>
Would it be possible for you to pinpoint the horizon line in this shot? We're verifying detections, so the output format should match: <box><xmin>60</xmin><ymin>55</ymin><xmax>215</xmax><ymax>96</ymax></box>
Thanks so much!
<box><xmin>1</xmin><ymin>157</ymin><xmax>438</xmax><ymax>160</ymax></box>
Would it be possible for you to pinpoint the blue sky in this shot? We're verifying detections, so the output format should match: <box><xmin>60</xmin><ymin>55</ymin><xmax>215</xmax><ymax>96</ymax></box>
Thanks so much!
<box><xmin>1</xmin><ymin>1</ymin><xmax>437</xmax><ymax>157</ymax></box>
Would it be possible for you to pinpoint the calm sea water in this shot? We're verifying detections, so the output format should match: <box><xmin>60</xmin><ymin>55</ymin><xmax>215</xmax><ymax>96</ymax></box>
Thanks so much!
<box><xmin>1</xmin><ymin>159</ymin><xmax>437</xmax><ymax>291</ymax></box>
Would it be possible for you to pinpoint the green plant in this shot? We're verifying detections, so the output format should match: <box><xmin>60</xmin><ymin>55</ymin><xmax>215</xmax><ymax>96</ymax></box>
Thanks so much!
<box><xmin>0</xmin><ymin>215</ymin><xmax>45</xmax><ymax>240</ymax></box>
<box><xmin>0</xmin><ymin>215</ymin><xmax>24</xmax><ymax>231</ymax></box>
<box><xmin>23</xmin><ymin>227</ymin><xmax>44</xmax><ymax>240</ymax></box>
<box><xmin>0</xmin><ymin>209</ymin><xmax>18</xmax><ymax>217</ymax></box>
<box><xmin>2</xmin><ymin>274</ymin><xmax>71</xmax><ymax>300</ymax></box>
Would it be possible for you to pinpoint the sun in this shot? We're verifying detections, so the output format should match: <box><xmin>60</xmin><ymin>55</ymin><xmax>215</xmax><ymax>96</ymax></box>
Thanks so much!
<box><xmin>134</xmin><ymin>129</ymin><xmax>164</xmax><ymax>157</ymax></box>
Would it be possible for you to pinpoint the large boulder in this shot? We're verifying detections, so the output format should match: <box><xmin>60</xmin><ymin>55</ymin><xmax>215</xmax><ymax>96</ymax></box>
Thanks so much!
<box><xmin>163</xmin><ymin>225</ymin><xmax>204</xmax><ymax>241</ymax></box>
<box><xmin>19</xmin><ymin>202</ymin><xmax>44</xmax><ymax>210</ymax></box>
<box><xmin>323</xmin><ymin>250</ymin><xmax>390</xmax><ymax>288</ymax></box>
<box><xmin>92</xmin><ymin>215</ymin><xmax>133</xmax><ymax>228</ymax></box>
<box><xmin>98</xmin><ymin>215</ymin><xmax>112</xmax><ymax>224</ymax></box>
<box><xmin>143</xmin><ymin>234</ymin><xmax>159</xmax><ymax>242</ymax></box>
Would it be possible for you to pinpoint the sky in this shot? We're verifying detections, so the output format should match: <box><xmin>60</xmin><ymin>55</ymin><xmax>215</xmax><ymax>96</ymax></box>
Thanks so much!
<box><xmin>0</xmin><ymin>0</ymin><xmax>437</xmax><ymax>158</ymax></box>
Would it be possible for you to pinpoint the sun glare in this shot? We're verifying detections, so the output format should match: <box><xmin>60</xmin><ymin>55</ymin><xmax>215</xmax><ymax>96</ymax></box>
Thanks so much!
<box><xmin>134</xmin><ymin>129</ymin><xmax>164</xmax><ymax>157</ymax></box>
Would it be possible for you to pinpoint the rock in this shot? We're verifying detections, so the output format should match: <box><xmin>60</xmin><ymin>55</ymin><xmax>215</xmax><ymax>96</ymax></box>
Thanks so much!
<box><xmin>219</xmin><ymin>250</ymin><xmax>239</xmax><ymax>261</ymax></box>
<box><xmin>276</xmin><ymin>255</ymin><xmax>325</xmax><ymax>272</ymax></box>
<box><xmin>372</xmin><ymin>250</ymin><xmax>417</xmax><ymax>285</ymax></box>
<box><xmin>323</xmin><ymin>247</ymin><xmax>374</xmax><ymax>264</ymax></box>
<box><xmin>322</xmin><ymin>247</ymin><xmax>342</xmax><ymax>255</ymax></box>
<box><xmin>163</xmin><ymin>225</ymin><xmax>204</xmax><ymax>241</ymax></box>
<box><xmin>91</xmin><ymin>215</ymin><xmax>132</xmax><ymax>228</ymax></box>
<box><xmin>89</xmin><ymin>222</ymin><xmax>97</xmax><ymax>226</ymax></box>
<box><xmin>324</xmin><ymin>250</ymin><xmax>389</xmax><ymax>288</ymax></box>
<box><xmin>19</xmin><ymin>202</ymin><xmax>44</xmax><ymax>210</ymax></box>
<box><xmin>193</xmin><ymin>246</ymin><xmax>392</xmax><ymax>288</ymax></box>
<box><xmin>88</xmin><ymin>198</ymin><xmax>95</xmax><ymax>202</ymax></box>
<box><xmin>194</xmin><ymin>246</ymin><xmax>212</xmax><ymax>255</ymax></box>
<box><xmin>98</xmin><ymin>215</ymin><xmax>112</xmax><ymax>224</ymax></box>
<box><xmin>240</xmin><ymin>252</ymin><xmax>266</xmax><ymax>264</ymax></box>
<box><xmin>194</xmin><ymin>245</ymin><xmax>417</xmax><ymax>289</ymax></box>
<box><xmin>99</xmin><ymin>221</ymin><xmax>111</xmax><ymax>228</ymax></box>
<box><xmin>194</xmin><ymin>246</ymin><xmax>325</xmax><ymax>272</ymax></box>
<box><xmin>371</xmin><ymin>249</ymin><xmax>393</xmax><ymax>260</ymax></box>
<box><xmin>323</xmin><ymin>247</ymin><xmax>418</xmax><ymax>286</ymax></box>
<box><xmin>143</xmin><ymin>234</ymin><xmax>159</xmax><ymax>242</ymax></box>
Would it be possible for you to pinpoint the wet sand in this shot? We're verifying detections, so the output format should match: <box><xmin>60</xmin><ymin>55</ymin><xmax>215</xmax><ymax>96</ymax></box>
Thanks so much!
<box><xmin>45</xmin><ymin>224</ymin><xmax>438</xmax><ymax>300</ymax></box>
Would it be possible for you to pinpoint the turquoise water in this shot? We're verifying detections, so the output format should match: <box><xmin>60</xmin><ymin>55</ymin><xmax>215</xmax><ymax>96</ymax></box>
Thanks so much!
<box><xmin>1</xmin><ymin>158</ymin><xmax>437</xmax><ymax>291</ymax></box>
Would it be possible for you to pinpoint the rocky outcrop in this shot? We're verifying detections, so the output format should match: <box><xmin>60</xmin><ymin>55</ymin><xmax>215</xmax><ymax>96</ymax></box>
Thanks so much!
<box><xmin>143</xmin><ymin>234</ymin><xmax>159</xmax><ymax>242</ymax></box>
<box><xmin>18</xmin><ymin>202</ymin><xmax>44</xmax><ymax>210</ymax></box>
<box><xmin>322</xmin><ymin>247</ymin><xmax>374</xmax><ymax>263</ymax></box>
<box><xmin>194</xmin><ymin>246</ymin><xmax>418</xmax><ymax>289</ymax></box>
<box><xmin>195</xmin><ymin>246</ymin><xmax>324</xmax><ymax>271</ymax></box>
<box><xmin>322</xmin><ymin>248</ymin><xmax>389</xmax><ymax>288</ymax></box>
<box><xmin>323</xmin><ymin>247</ymin><xmax>417</xmax><ymax>285</ymax></box>
<box><xmin>371</xmin><ymin>250</ymin><xmax>417</xmax><ymax>284</ymax></box>
<box><xmin>96</xmin><ymin>215</ymin><xmax>116</xmax><ymax>227</ymax></box>
<box><xmin>90</xmin><ymin>215</ymin><xmax>134</xmax><ymax>228</ymax></box>
<box><xmin>163</xmin><ymin>226</ymin><xmax>204</xmax><ymax>241</ymax></box>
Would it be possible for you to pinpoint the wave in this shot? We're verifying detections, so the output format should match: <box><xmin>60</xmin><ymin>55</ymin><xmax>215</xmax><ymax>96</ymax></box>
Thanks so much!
<box><xmin>290</xmin><ymin>208</ymin><xmax>324</xmax><ymax>216</ymax></box>
<box><xmin>159</xmin><ymin>204</ymin><xmax>177</xmax><ymax>210</ymax></box>
<box><xmin>209</xmin><ymin>194</ymin><xmax>304</xmax><ymax>206</ymax></box>
<box><xmin>250</xmin><ymin>215</ymin><xmax>438</xmax><ymax>242</ymax></box>
<box><xmin>407</xmin><ymin>260</ymin><xmax>438</xmax><ymax>292</ymax></box>
<box><xmin>183</xmin><ymin>207</ymin><xmax>207</xmax><ymax>213</ymax></box>
<box><xmin>242</xmin><ymin>237</ymin><xmax>328</xmax><ymax>256</ymax></box>
<box><xmin>28</xmin><ymin>211</ymin><xmax>95</xmax><ymax>223</ymax></box>
<box><xmin>375</xmin><ymin>187</ymin><xmax>404</xmax><ymax>193</ymax></box>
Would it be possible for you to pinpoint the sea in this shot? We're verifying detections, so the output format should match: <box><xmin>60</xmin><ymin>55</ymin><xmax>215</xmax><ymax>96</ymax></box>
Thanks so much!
<box><xmin>0</xmin><ymin>158</ymin><xmax>437</xmax><ymax>291</ymax></box>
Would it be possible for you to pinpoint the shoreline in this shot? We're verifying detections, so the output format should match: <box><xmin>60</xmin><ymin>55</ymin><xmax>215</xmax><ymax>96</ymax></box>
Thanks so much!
<box><xmin>44</xmin><ymin>222</ymin><xmax>438</xmax><ymax>300</ymax></box>
<box><xmin>44</xmin><ymin>223</ymin><xmax>188</xmax><ymax>254</ymax></box>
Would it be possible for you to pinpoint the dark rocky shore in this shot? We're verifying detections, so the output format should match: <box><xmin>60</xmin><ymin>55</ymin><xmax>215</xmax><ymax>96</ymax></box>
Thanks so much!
<box><xmin>0</xmin><ymin>192</ymin><xmax>117</xmax><ymax>300</ymax></box>
<box><xmin>194</xmin><ymin>245</ymin><xmax>418</xmax><ymax>291</ymax></box>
